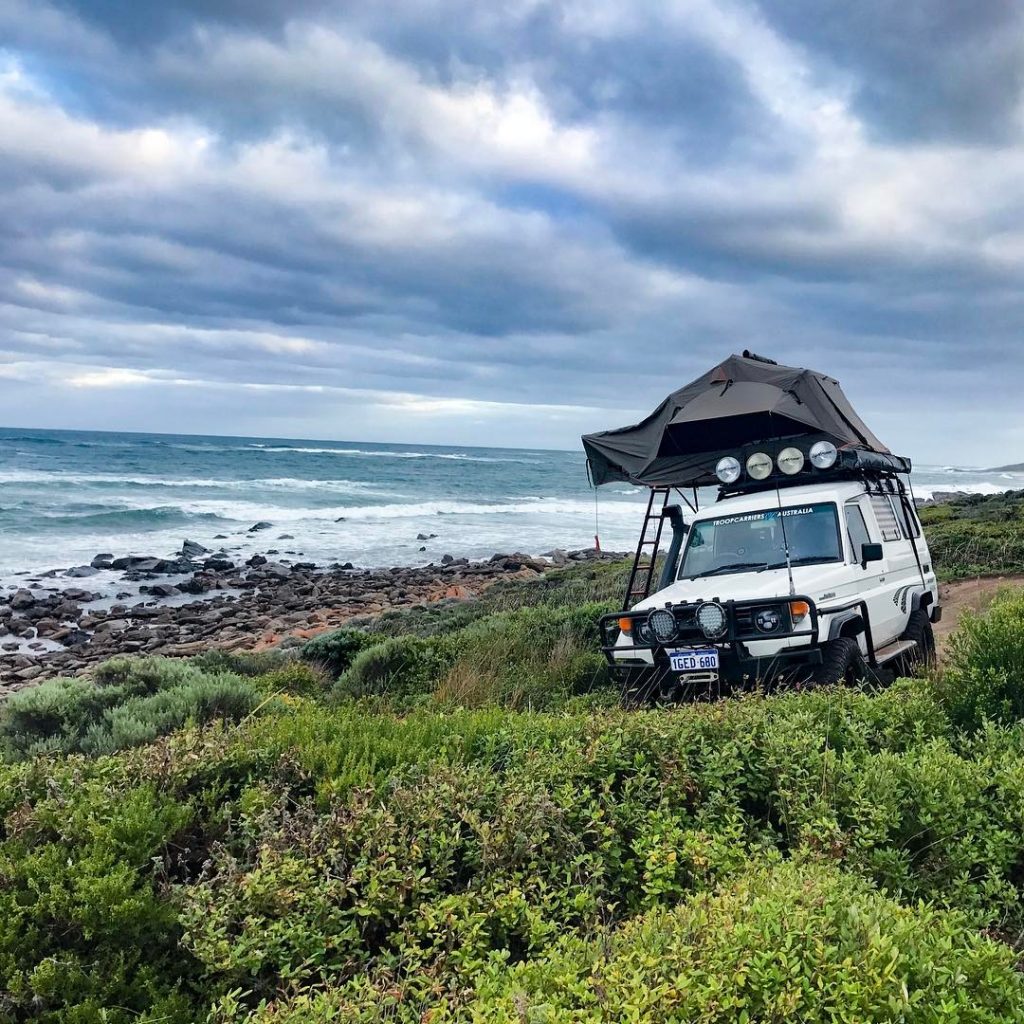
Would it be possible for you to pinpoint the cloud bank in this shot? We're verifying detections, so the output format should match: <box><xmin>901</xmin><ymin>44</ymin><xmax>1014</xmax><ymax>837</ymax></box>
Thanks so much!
<box><xmin>1</xmin><ymin>0</ymin><xmax>1023</xmax><ymax>460</ymax></box>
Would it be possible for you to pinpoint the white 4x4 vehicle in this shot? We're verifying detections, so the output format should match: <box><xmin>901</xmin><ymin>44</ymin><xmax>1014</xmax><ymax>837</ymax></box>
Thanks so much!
<box><xmin>603</xmin><ymin>475</ymin><xmax>940</xmax><ymax>702</ymax></box>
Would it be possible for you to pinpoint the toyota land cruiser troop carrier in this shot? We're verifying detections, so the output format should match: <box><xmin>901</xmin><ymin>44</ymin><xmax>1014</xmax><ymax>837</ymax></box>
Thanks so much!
<box><xmin>582</xmin><ymin>352</ymin><xmax>940</xmax><ymax>703</ymax></box>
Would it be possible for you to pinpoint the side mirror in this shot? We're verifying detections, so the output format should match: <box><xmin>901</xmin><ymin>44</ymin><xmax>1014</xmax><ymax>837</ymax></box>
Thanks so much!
<box><xmin>860</xmin><ymin>542</ymin><xmax>883</xmax><ymax>568</ymax></box>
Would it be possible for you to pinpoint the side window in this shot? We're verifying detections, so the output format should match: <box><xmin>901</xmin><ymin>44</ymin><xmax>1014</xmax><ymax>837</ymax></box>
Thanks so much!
<box><xmin>893</xmin><ymin>494</ymin><xmax>921</xmax><ymax>539</ymax></box>
<box><xmin>845</xmin><ymin>503</ymin><xmax>872</xmax><ymax>561</ymax></box>
<box><xmin>870</xmin><ymin>494</ymin><xmax>902</xmax><ymax>542</ymax></box>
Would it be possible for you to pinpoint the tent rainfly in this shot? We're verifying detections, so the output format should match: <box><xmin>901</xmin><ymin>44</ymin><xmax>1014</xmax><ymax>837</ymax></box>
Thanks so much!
<box><xmin>582</xmin><ymin>351</ymin><xmax>909</xmax><ymax>488</ymax></box>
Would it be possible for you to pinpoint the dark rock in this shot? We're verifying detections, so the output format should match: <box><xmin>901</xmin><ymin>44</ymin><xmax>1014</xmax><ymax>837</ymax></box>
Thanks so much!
<box><xmin>248</xmin><ymin>521</ymin><xmax>273</xmax><ymax>532</ymax></box>
<box><xmin>65</xmin><ymin>565</ymin><xmax>100</xmax><ymax>578</ymax></box>
<box><xmin>419</xmin><ymin>546</ymin><xmax>426</xmax><ymax>551</ymax></box>
<box><xmin>91</xmin><ymin>553</ymin><xmax>114</xmax><ymax>569</ymax></box>
<box><xmin>335</xmin><ymin>517</ymin><xmax>346</xmax><ymax>522</ymax></box>
<box><xmin>441</xmin><ymin>554</ymin><xmax>455</xmax><ymax>565</ymax></box>
<box><xmin>149</xmin><ymin>583</ymin><xmax>180</xmax><ymax>598</ymax></box>
<box><xmin>277</xmin><ymin>534</ymin><xmax>295</xmax><ymax>540</ymax></box>
<box><xmin>10</xmin><ymin>589</ymin><xmax>35</xmax><ymax>611</ymax></box>
<box><xmin>259</xmin><ymin>562</ymin><xmax>293</xmax><ymax>580</ymax></box>
<box><xmin>246</xmin><ymin>554</ymin><xmax>268</xmax><ymax>567</ymax></box>
<box><xmin>203</xmin><ymin>557</ymin><xmax>235</xmax><ymax>572</ymax></box>
<box><xmin>62</xmin><ymin>588</ymin><xmax>95</xmax><ymax>603</ymax></box>
<box><xmin>181</xmin><ymin>539</ymin><xmax>209</xmax><ymax>558</ymax></box>
<box><xmin>112</xmin><ymin>555</ymin><xmax>166</xmax><ymax>573</ymax></box>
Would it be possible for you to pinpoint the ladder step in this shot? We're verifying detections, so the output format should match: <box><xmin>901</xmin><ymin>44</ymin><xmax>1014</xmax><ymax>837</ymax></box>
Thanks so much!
<box><xmin>875</xmin><ymin>639</ymin><xmax>917</xmax><ymax>665</ymax></box>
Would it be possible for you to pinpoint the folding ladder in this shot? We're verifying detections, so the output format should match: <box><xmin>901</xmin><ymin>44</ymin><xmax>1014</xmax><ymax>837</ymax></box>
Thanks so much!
<box><xmin>622</xmin><ymin>486</ymin><xmax>672</xmax><ymax>609</ymax></box>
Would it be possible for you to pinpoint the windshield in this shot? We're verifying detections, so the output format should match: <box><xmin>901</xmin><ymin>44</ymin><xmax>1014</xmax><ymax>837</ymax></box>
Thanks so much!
<box><xmin>678</xmin><ymin>502</ymin><xmax>842</xmax><ymax>580</ymax></box>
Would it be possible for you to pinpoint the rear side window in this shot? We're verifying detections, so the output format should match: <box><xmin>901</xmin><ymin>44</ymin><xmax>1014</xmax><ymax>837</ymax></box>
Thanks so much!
<box><xmin>845</xmin><ymin>504</ymin><xmax>872</xmax><ymax>561</ymax></box>
<box><xmin>893</xmin><ymin>494</ymin><xmax>922</xmax><ymax>539</ymax></box>
<box><xmin>870</xmin><ymin>494</ymin><xmax>902</xmax><ymax>542</ymax></box>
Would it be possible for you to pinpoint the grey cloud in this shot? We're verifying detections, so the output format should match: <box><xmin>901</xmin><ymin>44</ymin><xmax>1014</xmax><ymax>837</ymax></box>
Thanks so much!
<box><xmin>1</xmin><ymin>0</ymin><xmax>1023</xmax><ymax>462</ymax></box>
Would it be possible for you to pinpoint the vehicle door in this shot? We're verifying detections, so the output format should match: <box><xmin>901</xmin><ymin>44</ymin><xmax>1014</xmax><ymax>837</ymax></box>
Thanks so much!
<box><xmin>842</xmin><ymin>496</ymin><xmax>896</xmax><ymax>648</ymax></box>
<box><xmin>865</xmin><ymin>492</ymin><xmax>921</xmax><ymax>642</ymax></box>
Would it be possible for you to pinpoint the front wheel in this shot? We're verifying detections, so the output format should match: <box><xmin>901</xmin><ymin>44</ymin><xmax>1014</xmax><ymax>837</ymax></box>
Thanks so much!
<box><xmin>812</xmin><ymin>636</ymin><xmax>867</xmax><ymax>687</ymax></box>
<box><xmin>894</xmin><ymin>609</ymin><xmax>936</xmax><ymax>676</ymax></box>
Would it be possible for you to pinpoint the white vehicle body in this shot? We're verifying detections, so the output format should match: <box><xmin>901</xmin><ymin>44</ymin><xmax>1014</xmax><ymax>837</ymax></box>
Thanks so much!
<box><xmin>608</xmin><ymin>478</ymin><xmax>939</xmax><ymax>690</ymax></box>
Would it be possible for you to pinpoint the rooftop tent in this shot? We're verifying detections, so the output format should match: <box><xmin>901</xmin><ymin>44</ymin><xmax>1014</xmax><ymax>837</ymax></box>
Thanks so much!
<box><xmin>582</xmin><ymin>351</ymin><xmax>906</xmax><ymax>487</ymax></box>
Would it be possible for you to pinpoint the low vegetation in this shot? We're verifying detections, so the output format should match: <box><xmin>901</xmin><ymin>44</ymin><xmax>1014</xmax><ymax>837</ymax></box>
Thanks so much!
<box><xmin>919</xmin><ymin>488</ymin><xmax>1024</xmax><ymax>579</ymax></box>
<box><xmin>5</xmin><ymin>549</ymin><xmax>1024</xmax><ymax>1021</ymax></box>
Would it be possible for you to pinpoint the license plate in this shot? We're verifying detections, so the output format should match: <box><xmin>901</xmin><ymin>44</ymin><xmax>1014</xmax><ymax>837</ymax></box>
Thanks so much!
<box><xmin>668</xmin><ymin>648</ymin><xmax>719</xmax><ymax>672</ymax></box>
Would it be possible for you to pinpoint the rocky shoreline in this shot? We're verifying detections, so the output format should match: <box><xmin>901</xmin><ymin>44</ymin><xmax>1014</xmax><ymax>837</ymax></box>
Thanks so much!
<box><xmin>0</xmin><ymin>542</ymin><xmax>626</xmax><ymax>696</ymax></box>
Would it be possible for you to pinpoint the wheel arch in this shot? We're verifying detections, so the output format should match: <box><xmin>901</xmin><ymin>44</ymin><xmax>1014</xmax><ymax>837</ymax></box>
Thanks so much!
<box><xmin>826</xmin><ymin>610</ymin><xmax>865</xmax><ymax>641</ymax></box>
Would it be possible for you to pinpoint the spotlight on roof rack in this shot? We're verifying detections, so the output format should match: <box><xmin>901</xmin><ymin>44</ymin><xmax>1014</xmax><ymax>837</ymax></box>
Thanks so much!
<box><xmin>777</xmin><ymin>446</ymin><xmax>805</xmax><ymax>475</ymax></box>
<box><xmin>716</xmin><ymin>456</ymin><xmax>741</xmax><ymax>484</ymax></box>
<box><xmin>809</xmin><ymin>440</ymin><xmax>838</xmax><ymax>469</ymax></box>
<box><xmin>746</xmin><ymin>452</ymin><xmax>773</xmax><ymax>480</ymax></box>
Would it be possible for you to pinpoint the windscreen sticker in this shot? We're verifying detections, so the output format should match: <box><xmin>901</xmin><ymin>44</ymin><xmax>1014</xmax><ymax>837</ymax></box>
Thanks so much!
<box><xmin>714</xmin><ymin>507</ymin><xmax>814</xmax><ymax>526</ymax></box>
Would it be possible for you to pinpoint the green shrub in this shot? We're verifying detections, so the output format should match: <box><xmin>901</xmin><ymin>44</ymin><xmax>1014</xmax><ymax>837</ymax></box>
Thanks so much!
<box><xmin>434</xmin><ymin>601</ymin><xmax>612</xmax><ymax>708</ymax></box>
<box><xmin>0</xmin><ymin>657</ymin><xmax>261</xmax><ymax>762</ymax></box>
<box><xmin>937</xmin><ymin>588</ymin><xmax>1024</xmax><ymax>729</ymax></box>
<box><xmin>192</xmin><ymin>648</ymin><xmax>295</xmax><ymax>678</ymax></box>
<box><xmin>300</xmin><ymin>627</ymin><xmax>383</xmax><ymax>678</ymax></box>
<box><xmin>0</xmin><ymin>778</ymin><xmax>199</xmax><ymax>1023</ymax></box>
<box><xmin>454</xmin><ymin>860</ymin><xmax>1024</xmax><ymax>1023</ymax></box>
<box><xmin>919</xmin><ymin>491</ymin><xmax>1024</xmax><ymax>580</ymax></box>
<box><xmin>334</xmin><ymin>634</ymin><xmax>459</xmax><ymax>700</ymax></box>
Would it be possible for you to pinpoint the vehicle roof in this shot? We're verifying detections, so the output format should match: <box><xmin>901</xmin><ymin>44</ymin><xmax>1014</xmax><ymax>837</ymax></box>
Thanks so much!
<box><xmin>692</xmin><ymin>479</ymin><xmax>869</xmax><ymax>520</ymax></box>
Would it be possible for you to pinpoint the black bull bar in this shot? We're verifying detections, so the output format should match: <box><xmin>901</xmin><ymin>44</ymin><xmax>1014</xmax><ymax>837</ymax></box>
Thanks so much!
<box><xmin>599</xmin><ymin>596</ymin><xmax>877</xmax><ymax>685</ymax></box>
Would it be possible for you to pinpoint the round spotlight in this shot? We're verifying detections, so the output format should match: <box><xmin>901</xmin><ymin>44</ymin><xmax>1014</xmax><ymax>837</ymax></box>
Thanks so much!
<box><xmin>647</xmin><ymin>608</ymin><xmax>677</xmax><ymax>644</ymax></box>
<box><xmin>777</xmin><ymin>446</ymin><xmax>805</xmax><ymax>476</ymax></box>
<box><xmin>745</xmin><ymin>452</ymin><xmax>773</xmax><ymax>481</ymax></box>
<box><xmin>755</xmin><ymin>607</ymin><xmax>782</xmax><ymax>633</ymax></box>
<box><xmin>716</xmin><ymin>456</ymin><xmax>741</xmax><ymax>484</ymax></box>
<box><xmin>696</xmin><ymin>601</ymin><xmax>727</xmax><ymax>639</ymax></box>
<box><xmin>809</xmin><ymin>440</ymin><xmax>838</xmax><ymax>469</ymax></box>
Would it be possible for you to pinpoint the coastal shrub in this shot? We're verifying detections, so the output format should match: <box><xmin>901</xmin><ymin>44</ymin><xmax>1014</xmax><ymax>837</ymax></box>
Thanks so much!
<box><xmin>0</xmin><ymin>777</ymin><xmax>199</xmax><ymax>1024</ymax></box>
<box><xmin>451</xmin><ymin>860</ymin><xmax>1024</xmax><ymax>1024</ymax></box>
<box><xmin>332</xmin><ymin>601</ymin><xmax>614</xmax><ymax>708</ymax></box>
<box><xmin>334</xmin><ymin>634</ymin><xmax>461</xmax><ymax>700</ymax></box>
<box><xmin>359</xmin><ymin>560</ymin><xmax>631</xmax><ymax>640</ymax></box>
<box><xmin>300</xmin><ymin>627</ymin><xmax>383</xmax><ymax>678</ymax></box>
<box><xmin>0</xmin><ymin>657</ymin><xmax>261</xmax><ymax>761</ymax></box>
<box><xmin>919</xmin><ymin>492</ymin><xmax>1024</xmax><ymax>579</ymax></box>
<box><xmin>937</xmin><ymin>589</ymin><xmax>1024</xmax><ymax>729</ymax></box>
<box><xmin>433</xmin><ymin>601</ymin><xmax>612</xmax><ymax>708</ymax></box>
<box><xmin>193</xmin><ymin>648</ymin><xmax>295</xmax><ymax>678</ymax></box>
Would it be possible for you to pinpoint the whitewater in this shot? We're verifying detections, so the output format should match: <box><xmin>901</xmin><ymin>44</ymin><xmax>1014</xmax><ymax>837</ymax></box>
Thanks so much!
<box><xmin>1</xmin><ymin>427</ymin><xmax>1021</xmax><ymax>584</ymax></box>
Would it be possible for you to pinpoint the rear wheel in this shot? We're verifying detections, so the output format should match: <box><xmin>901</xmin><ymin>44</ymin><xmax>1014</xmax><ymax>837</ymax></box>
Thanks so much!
<box><xmin>894</xmin><ymin>609</ymin><xmax>936</xmax><ymax>676</ymax></box>
<box><xmin>812</xmin><ymin>636</ymin><xmax>867</xmax><ymax>687</ymax></box>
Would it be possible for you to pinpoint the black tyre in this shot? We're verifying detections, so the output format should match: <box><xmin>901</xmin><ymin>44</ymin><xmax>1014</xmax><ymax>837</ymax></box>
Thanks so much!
<box><xmin>812</xmin><ymin>636</ymin><xmax>867</xmax><ymax>687</ymax></box>
<box><xmin>894</xmin><ymin>609</ymin><xmax>936</xmax><ymax>676</ymax></box>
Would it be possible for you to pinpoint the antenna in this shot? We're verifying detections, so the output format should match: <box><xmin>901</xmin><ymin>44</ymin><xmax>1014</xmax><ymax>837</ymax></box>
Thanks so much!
<box><xmin>774</xmin><ymin>472</ymin><xmax>797</xmax><ymax>598</ymax></box>
<box><xmin>768</xmin><ymin>413</ymin><xmax>796</xmax><ymax>597</ymax></box>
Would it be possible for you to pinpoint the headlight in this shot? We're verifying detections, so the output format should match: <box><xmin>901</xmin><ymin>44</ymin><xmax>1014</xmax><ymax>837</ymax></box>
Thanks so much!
<box><xmin>647</xmin><ymin>608</ymin><xmax>677</xmax><ymax>644</ymax></box>
<box><xmin>696</xmin><ymin>601</ymin><xmax>727</xmax><ymax>638</ymax></box>
<box><xmin>745</xmin><ymin>452</ymin><xmax>773</xmax><ymax>480</ymax></box>
<box><xmin>755</xmin><ymin>607</ymin><xmax>782</xmax><ymax>633</ymax></box>
<box><xmin>777</xmin><ymin>446</ymin><xmax>805</xmax><ymax>475</ymax></box>
<box><xmin>809</xmin><ymin>440</ymin><xmax>838</xmax><ymax>469</ymax></box>
<box><xmin>716</xmin><ymin>456</ymin><xmax>741</xmax><ymax>484</ymax></box>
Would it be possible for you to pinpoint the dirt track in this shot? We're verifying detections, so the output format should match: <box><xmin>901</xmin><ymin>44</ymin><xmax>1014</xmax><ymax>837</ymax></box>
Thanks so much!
<box><xmin>935</xmin><ymin>575</ymin><xmax>1024</xmax><ymax>655</ymax></box>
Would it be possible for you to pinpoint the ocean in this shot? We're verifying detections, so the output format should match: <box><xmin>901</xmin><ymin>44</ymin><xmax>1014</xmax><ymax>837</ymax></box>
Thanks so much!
<box><xmin>1</xmin><ymin>427</ymin><xmax>1021</xmax><ymax>586</ymax></box>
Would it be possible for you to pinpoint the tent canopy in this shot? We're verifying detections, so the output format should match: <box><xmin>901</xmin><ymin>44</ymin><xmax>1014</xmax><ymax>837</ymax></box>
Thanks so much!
<box><xmin>582</xmin><ymin>351</ymin><xmax>898</xmax><ymax>487</ymax></box>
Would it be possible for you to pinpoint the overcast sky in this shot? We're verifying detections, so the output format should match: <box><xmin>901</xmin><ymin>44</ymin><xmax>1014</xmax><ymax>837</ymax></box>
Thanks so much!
<box><xmin>1</xmin><ymin>1</ymin><xmax>1022</xmax><ymax>463</ymax></box>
